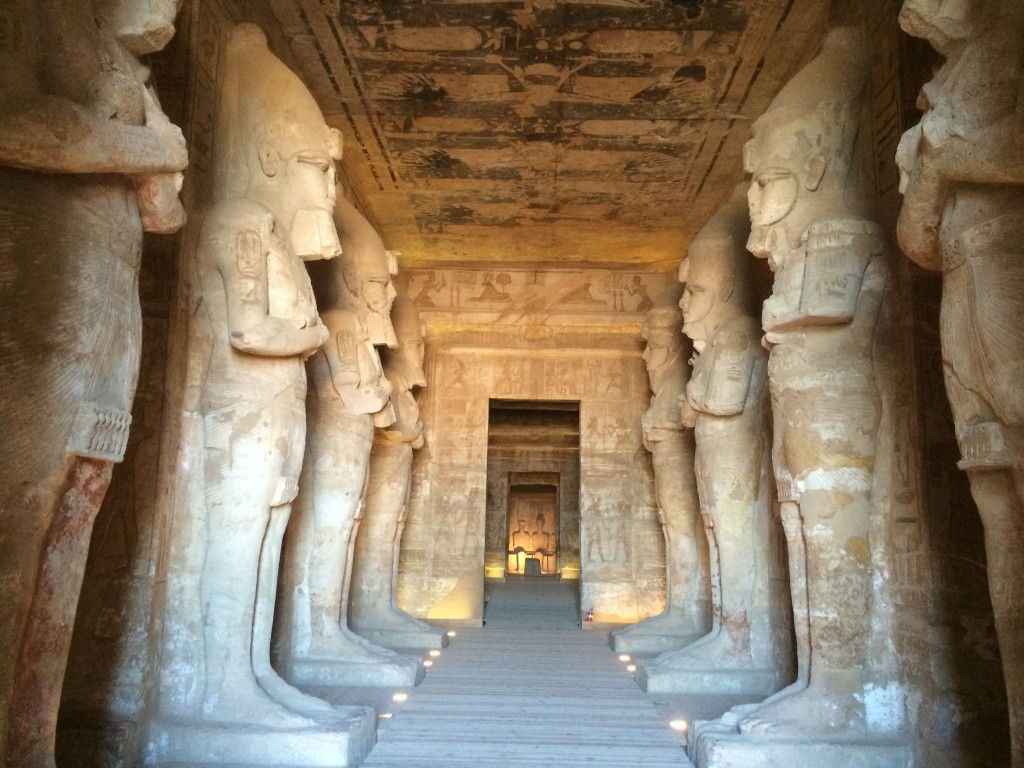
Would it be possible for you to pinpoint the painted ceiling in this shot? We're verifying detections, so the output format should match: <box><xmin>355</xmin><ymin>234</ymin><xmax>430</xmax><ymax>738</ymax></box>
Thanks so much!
<box><xmin>269</xmin><ymin>0</ymin><xmax>831</xmax><ymax>271</ymax></box>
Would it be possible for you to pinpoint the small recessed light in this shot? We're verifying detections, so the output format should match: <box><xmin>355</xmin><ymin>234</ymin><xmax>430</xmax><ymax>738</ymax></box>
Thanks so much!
<box><xmin>446</xmin><ymin>631</ymin><xmax>456</xmax><ymax>637</ymax></box>
<box><xmin>669</xmin><ymin>719</ymin><xmax>688</xmax><ymax>732</ymax></box>
<box><xmin>429</xmin><ymin>649</ymin><xmax>441</xmax><ymax>657</ymax></box>
<box><xmin>392</xmin><ymin>693</ymin><xmax>408</xmax><ymax>702</ymax></box>
<box><xmin>627</xmin><ymin>664</ymin><xmax>636</xmax><ymax>672</ymax></box>
<box><xmin>423</xmin><ymin>659</ymin><xmax>434</xmax><ymax>667</ymax></box>
<box><xmin>378</xmin><ymin>713</ymin><xmax>393</xmax><ymax>719</ymax></box>
<box><xmin>619</xmin><ymin>654</ymin><xmax>631</xmax><ymax>662</ymax></box>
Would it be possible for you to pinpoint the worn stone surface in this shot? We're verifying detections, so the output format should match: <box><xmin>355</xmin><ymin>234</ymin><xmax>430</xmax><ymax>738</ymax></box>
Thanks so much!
<box><xmin>896</xmin><ymin>1</ymin><xmax>1024</xmax><ymax>765</ymax></box>
<box><xmin>612</xmin><ymin>286</ymin><xmax>711</xmax><ymax>655</ymax></box>
<box><xmin>0</xmin><ymin>0</ymin><xmax>186</xmax><ymax>764</ymax></box>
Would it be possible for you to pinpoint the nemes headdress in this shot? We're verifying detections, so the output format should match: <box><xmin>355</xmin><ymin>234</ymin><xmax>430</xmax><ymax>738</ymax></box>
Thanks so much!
<box><xmin>213</xmin><ymin>23</ymin><xmax>342</xmax><ymax>201</ymax></box>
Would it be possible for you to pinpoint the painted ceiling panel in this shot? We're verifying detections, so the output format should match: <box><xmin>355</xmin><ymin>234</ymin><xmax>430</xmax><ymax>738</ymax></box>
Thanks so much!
<box><xmin>269</xmin><ymin>0</ymin><xmax>831</xmax><ymax>269</ymax></box>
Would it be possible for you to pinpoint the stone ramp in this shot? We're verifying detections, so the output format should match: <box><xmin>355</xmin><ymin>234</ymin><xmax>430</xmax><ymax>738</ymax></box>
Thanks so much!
<box><xmin>361</xmin><ymin>580</ymin><xmax>692</xmax><ymax>767</ymax></box>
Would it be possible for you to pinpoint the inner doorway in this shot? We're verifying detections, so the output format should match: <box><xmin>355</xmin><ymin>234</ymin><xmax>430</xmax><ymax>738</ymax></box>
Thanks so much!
<box><xmin>484</xmin><ymin>400</ymin><xmax>581</xmax><ymax>583</ymax></box>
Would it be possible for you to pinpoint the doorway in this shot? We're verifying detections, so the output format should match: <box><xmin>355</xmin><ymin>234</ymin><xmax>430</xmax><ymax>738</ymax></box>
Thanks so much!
<box><xmin>484</xmin><ymin>400</ymin><xmax>581</xmax><ymax>583</ymax></box>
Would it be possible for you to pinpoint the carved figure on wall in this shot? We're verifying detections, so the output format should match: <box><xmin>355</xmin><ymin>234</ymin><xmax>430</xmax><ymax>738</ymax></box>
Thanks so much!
<box><xmin>155</xmin><ymin>26</ymin><xmax>375</xmax><ymax>757</ymax></box>
<box><xmin>349</xmin><ymin>295</ymin><xmax>447</xmax><ymax>649</ymax></box>
<box><xmin>638</xmin><ymin>185</ymin><xmax>789</xmax><ymax>695</ymax></box>
<box><xmin>276</xmin><ymin>193</ymin><xmax>422</xmax><ymax>688</ymax></box>
<box><xmin>0</xmin><ymin>0</ymin><xmax>187</xmax><ymax>763</ymax></box>
<box><xmin>897</xmin><ymin>1</ymin><xmax>1024</xmax><ymax>762</ymax></box>
<box><xmin>732</xmin><ymin>28</ymin><xmax>891</xmax><ymax>737</ymax></box>
<box><xmin>612</xmin><ymin>286</ymin><xmax>710</xmax><ymax>654</ymax></box>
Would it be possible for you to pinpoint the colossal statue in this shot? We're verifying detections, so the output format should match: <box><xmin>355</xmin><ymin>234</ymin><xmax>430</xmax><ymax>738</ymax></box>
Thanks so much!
<box><xmin>150</xmin><ymin>24</ymin><xmax>374</xmax><ymax>766</ymax></box>
<box><xmin>612</xmin><ymin>286</ymin><xmax>710</xmax><ymax>655</ymax></box>
<box><xmin>737</xmin><ymin>27</ymin><xmax>891</xmax><ymax>736</ymax></box>
<box><xmin>275</xmin><ymin>195</ymin><xmax>423</xmax><ymax>688</ymax></box>
<box><xmin>349</xmin><ymin>295</ymin><xmax>447</xmax><ymax>649</ymax></box>
<box><xmin>638</xmin><ymin>185</ymin><xmax>789</xmax><ymax>696</ymax></box>
<box><xmin>0</xmin><ymin>1</ymin><xmax>186</xmax><ymax>763</ymax></box>
<box><xmin>897</xmin><ymin>0</ymin><xmax>1024</xmax><ymax>763</ymax></box>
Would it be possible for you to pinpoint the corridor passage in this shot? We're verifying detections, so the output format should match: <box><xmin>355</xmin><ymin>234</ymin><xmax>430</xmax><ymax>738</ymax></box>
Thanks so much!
<box><xmin>360</xmin><ymin>579</ymin><xmax>693</xmax><ymax>767</ymax></box>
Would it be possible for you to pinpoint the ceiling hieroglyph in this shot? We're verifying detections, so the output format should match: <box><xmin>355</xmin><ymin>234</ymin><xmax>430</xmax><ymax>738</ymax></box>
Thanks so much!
<box><xmin>268</xmin><ymin>0</ymin><xmax>831</xmax><ymax>270</ymax></box>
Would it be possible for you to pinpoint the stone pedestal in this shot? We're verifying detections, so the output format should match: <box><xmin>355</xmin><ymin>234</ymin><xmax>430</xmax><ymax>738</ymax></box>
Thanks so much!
<box><xmin>611</xmin><ymin>624</ymin><xmax>705</xmax><ymax>656</ymax></box>
<box><xmin>358</xmin><ymin>625</ymin><xmax>449</xmax><ymax>651</ymax></box>
<box><xmin>637</xmin><ymin>662</ymin><xmax>779</xmax><ymax>696</ymax></box>
<box><xmin>690</xmin><ymin>720</ymin><xmax>911</xmax><ymax>768</ymax></box>
<box><xmin>280</xmin><ymin>655</ymin><xmax>424</xmax><ymax>688</ymax></box>
<box><xmin>148</xmin><ymin>708</ymin><xmax>376</xmax><ymax>767</ymax></box>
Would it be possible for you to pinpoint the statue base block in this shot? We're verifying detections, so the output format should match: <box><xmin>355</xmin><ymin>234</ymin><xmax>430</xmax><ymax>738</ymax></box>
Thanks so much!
<box><xmin>148</xmin><ymin>709</ymin><xmax>376</xmax><ymax>766</ymax></box>
<box><xmin>356</xmin><ymin>626</ymin><xmax>449</xmax><ymax>650</ymax></box>
<box><xmin>610</xmin><ymin>630</ymin><xmax>704</xmax><ymax>655</ymax></box>
<box><xmin>690</xmin><ymin>720</ymin><xmax>911</xmax><ymax>768</ymax></box>
<box><xmin>283</xmin><ymin>655</ymin><xmax>424</xmax><ymax>687</ymax></box>
<box><xmin>637</xmin><ymin>664</ymin><xmax>778</xmax><ymax>695</ymax></box>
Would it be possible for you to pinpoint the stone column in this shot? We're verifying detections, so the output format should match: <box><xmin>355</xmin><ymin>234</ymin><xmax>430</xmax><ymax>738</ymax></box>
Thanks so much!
<box><xmin>0</xmin><ymin>1</ymin><xmax>186</xmax><ymax>764</ymax></box>
<box><xmin>148</xmin><ymin>24</ymin><xmax>375</xmax><ymax>767</ymax></box>
<box><xmin>693</xmin><ymin>27</ymin><xmax>909</xmax><ymax>768</ymax></box>
<box><xmin>638</xmin><ymin>185</ymin><xmax>791</xmax><ymax>696</ymax></box>
<box><xmin>349</xmin><ymin>295</ymin><xmax>448</xmax><ymax>649</ymax></box>
<box><xmin>612</xmin><ymin>286</ymin><xmax>711</xmax><ymax>654</ymax></box>
<box><xmin>897</xmin><ymin>1</ymin><xmax>1024</xmax><ymax>764</ymax></box>
<box><xmin>274</xmin><ymin>196</ymin><xmax>423</xmax><ymax>689</ymax></box>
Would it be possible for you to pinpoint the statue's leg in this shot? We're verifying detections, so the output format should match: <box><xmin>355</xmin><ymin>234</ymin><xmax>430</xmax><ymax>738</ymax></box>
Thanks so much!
<box><xmin>7</xmin><ymin>457</ymin><xmax>111</xmax><ymax>768</ymax></box>
<box><xmin>968</xmin><ymin>468</ymin><xmax>1024</xmax><ymax>768</ymax></box>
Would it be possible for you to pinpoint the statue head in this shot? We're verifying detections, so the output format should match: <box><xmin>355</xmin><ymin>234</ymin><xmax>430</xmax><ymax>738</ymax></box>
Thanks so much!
<box><xmin>384</xmin><ymin>294</ymin><xmax>427</xmax><ymax>388</ymax></box>
<box><xmin>678</xmin><ymin>183</ymin><xmax>752</xmax><ymax>350</ymax></box>
<box><xmin>743</xmin><ymin>27</ymin><xmax>871</xmax><ymax>262</ymax></box>
<box><xmin>215</xmin><ymin>24</ymin><xmax>343</xmax><ymax>261</ymax></box>
<box><xmin>641</xmin><ymin>284</ymin><xmax>686</xmax><ymax>391</ymax></box>
<box><xmin>334</xmin><ymin>195</ymin><xmax>399</xmax><ymax>347</ymax></box>
<box><xmin>95</xmin><ymin>0</ymin><xmax>182</xmax><ymax>55</ymax></box>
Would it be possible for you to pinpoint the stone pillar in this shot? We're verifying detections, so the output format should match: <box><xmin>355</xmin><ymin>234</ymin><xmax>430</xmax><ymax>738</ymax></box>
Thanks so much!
<box><xmin>638</xmin><ymin>185</ymin><xmax>792</xmax><ymax>696</ymax></box>
<box><xmin>0</xmin><ymin>1</ymin><xmax>187</xmax><ymax>764</ymax></box>
<box><xmin>611</xmin><ymin>286</ymin><xmax>710</xmax><ymax>654</ymax></box>
<box><xmin>896</xmin><ymin>1</ymin><xmax>1024</xmax><ymax>764</ymax></box>
<box><xmin>693</xmin><ymin>27</ymin><xmax>909</xmax><ymax>768</ymax></box>
<box><xmin>147</xmin><ymin>24</ymin><xmax>374</xmax><ymax>766</ymax></box>
<box><xmin>349</xmin><ymin>295</ymin><xmax>448</xmax><ymax>649</ymax></box>
<box><xmin>274</xmin><ymin>196</ymin><xmax>423</xmax><ymax>689</ymax></box>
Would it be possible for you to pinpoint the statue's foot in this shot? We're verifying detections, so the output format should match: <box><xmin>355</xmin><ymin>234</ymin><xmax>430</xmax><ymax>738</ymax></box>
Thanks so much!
<box><xmin>739</xmin><ymin>683</ymin><xmax>865</xmax><ymax>736</ymax></box>
<box><xmin>203</xmin><ymin>678</ymin><xmax>319</xmax><ymax>730</ymax></box>
<box><xmin>353</xmin><ymin>607</ymin><xmax>436</xmax><ymax>634</ymax></box>
<box><xmin>255</xmin><ymin>669</ymin><xmax>352</xmax><ymax>723</ymax></box>
<box><xmin>719</xmin><ymin>678</ymin><xmax>808</xmax><ymax>727</ymax></box>
<box><xmin>616</xmin><ymin>609</ymin><xmax>698</xmax><ymax>637</ymax></box>
<box><xmin>305</xmin><ymin>624</ymin><xmax>406</xmax><ymax>665</ymax></box>
<box><xmin>645</xmin><ymin>627</ymin><xmax>750</xmax><ymax>670</ymax></box>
